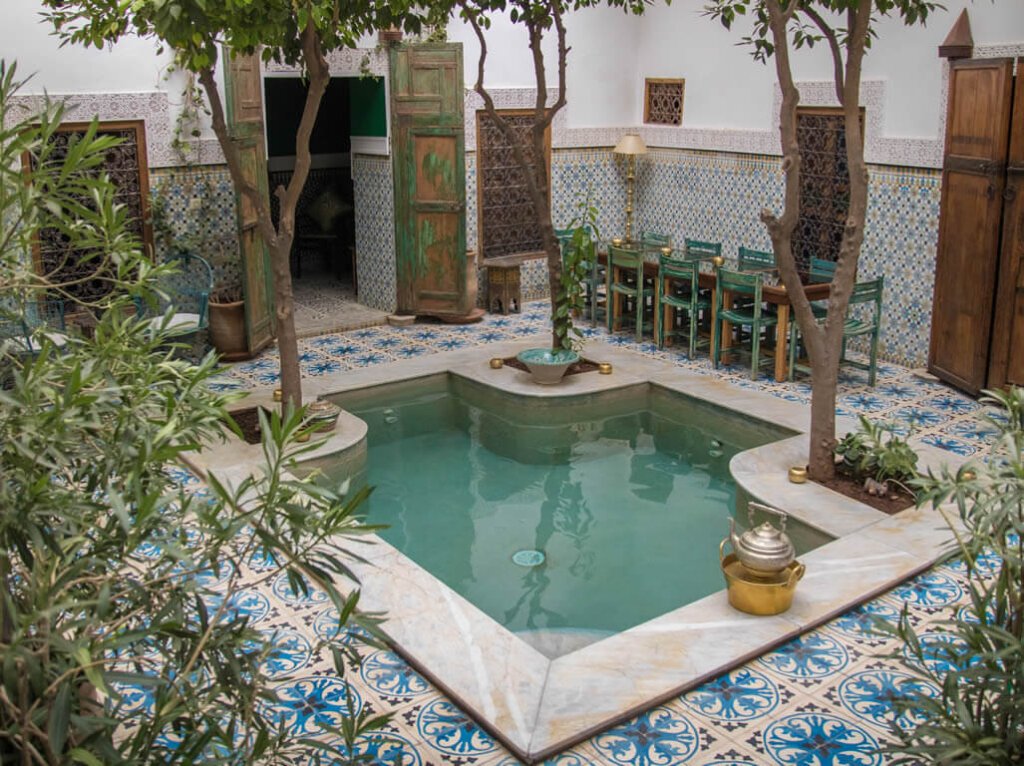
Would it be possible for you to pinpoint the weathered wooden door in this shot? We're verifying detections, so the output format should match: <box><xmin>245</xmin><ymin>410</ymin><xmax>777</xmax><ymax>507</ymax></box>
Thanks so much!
<box><xmin>989</xmin><ymin>59</ymin><xmax>1024</xmax><ymax>389</ymax></box>
<box><xmin>223</xmin><ymin>48</ymin><xmax>275</xmax><ymax>355</ymax></box>
<box><xmin>928</xmin><ymin>58</ymin><xmax>1014</xmax><ymax>394</ymax></box>
<box><xmin>390</xmin><ymin>43</ymin><xmax>470</xmax><ymax>317</ymax></box>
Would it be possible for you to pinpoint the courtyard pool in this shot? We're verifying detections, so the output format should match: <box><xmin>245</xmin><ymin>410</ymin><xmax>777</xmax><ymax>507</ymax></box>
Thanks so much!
<box><xmin>323</xmin><ymin>375</ymin><xmax>830</xmax><ymax>656</ymax></box>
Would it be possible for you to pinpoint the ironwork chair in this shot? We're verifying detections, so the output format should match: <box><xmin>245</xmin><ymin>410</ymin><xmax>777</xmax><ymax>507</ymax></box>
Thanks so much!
<box><xmin>1</xmin><ymin>299</ymin><xmax>68</xmax><ymax>354</ymax></box>
<box><xmin>788</xmin><ymin>276</ymin><xmax>885</xmax><ymax>386</ymax></box>
<box><xmin>712</xmin><ymin>268</ymin><xmax>778</xmax><ymax>380</ymax></box>
<box><xmin>135</xmin><ymin>251</ymin><xmax>213</xmax><ymax>338</ymax></box>
<box><xmin>606</xmin><ymin>243</ymin><xmax>653</xmax><ymax>341</ymax></box>
<box><xmin>654</xmin><ymin>252</ymin><xmax>709</xmax><ymax>357</ymax></box>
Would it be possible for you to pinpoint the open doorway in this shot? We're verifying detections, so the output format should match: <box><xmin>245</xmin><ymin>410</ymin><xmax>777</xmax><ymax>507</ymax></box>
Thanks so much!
<box><xmin>263</xmin><ymin>75</ymin><xmax>388</xmax><ymax>335</ymax></box>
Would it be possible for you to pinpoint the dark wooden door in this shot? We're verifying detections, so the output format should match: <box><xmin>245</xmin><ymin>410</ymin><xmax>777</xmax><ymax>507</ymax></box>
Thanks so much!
<box><xmin>223</xmin><ymin>48</ymin><xmax>275</xmax><ymax>355</ymax></box>
<box><xmin>928</xmin><ymin>58</ymin><xmax>1015</xmax><ymax>394</ymax></box>
<box><xmin>390</xmin><ymin>43</ymin><xmax>470</xmax><ymax>317</ymax></box>
<box><xmin>989</xmin><ymin>59</ymin><xmax>1024</xmax><ymax>388</ymax></box>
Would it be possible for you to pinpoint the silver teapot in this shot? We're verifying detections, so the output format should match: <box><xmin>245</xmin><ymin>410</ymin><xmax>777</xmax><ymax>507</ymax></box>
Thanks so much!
<box><xmin>727</xmin><ymin>502</ymin><xmax>796</xmax><ymax>578</ymax></box>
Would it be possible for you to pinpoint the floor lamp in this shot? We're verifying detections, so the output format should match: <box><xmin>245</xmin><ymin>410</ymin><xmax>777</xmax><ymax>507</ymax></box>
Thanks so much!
<box><xmin>613</xmin><ymin>133</ymin><xmax>648</xmax><ymax>244</ymax></box>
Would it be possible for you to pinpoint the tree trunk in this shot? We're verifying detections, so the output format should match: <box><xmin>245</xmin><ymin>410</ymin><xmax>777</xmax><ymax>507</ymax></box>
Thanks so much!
<box><xmin>761</xmin><ymin>0</ymin><xmax>874</xmax><ymax>482</ymax></box>
<box><xmin>461</xmin><ymin>1</ymin><xmax>568</xmax><ymax>351</ymax></box>
<box><xmin>198</xmin><ymin>22</ymin><xmax>330</xmax><ymax>413</ymax></box>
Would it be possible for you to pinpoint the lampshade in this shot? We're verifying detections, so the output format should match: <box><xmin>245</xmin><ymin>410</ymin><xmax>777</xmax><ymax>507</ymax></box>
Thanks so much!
<box><xmin>613</xmin><ymin>133</ymin><xmax>648</xmax><ymax>156</ymax></box>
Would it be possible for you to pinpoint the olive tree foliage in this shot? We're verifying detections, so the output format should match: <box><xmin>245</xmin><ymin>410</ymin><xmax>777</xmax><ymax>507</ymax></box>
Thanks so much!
<box><xmin>703</xmin><ymin>0</ymin><xmax>940</xmax><ymax>480</ymax></box>
<box><xmin>453</xmin><ymin>0</ymin><xmax>648</xmax><ymax>351</ymax></box>
<box><xmin>0</xmin><ymin>63</ymin><xmax>382</xmax><ymax>764</ymax></box>
<box><xmin>883</xmin><ymin>388</ymin><xmax>1024</xmax><ymax>764</ymax></box>
<box><xmin>44</xmin><ymin>0</ymin><xmax>429</xmax><ymax>411</ymax></box>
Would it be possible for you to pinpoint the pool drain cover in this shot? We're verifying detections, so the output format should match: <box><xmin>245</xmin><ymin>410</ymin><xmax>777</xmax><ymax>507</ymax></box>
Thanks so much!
<box><xmin>512</xmin><ymin>549</ymin><xmax>546</xmax><ymax>567</ymax></box>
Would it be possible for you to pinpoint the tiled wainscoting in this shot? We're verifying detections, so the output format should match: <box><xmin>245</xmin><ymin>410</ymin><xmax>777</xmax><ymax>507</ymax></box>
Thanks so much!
<box><xmin>352</xmin><ymin>154</ymin><xmax>398</xmax><ymax>313</ymax></box>
<box><xmin>150</xmin><ymin>166</ymin><xmax>242</xmax><ymax>294</ymax></box>
<box><xmin>157</xmin><ymin>145</ymin><xmax>941</xmax><ymax>367</ymax></box>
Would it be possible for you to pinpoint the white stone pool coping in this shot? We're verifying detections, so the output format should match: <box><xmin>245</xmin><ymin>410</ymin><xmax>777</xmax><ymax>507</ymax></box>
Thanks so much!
<box><xmin>186</xmin><ymin>335</ymin><xmax>969</xmax><ymax>763</ymax></box>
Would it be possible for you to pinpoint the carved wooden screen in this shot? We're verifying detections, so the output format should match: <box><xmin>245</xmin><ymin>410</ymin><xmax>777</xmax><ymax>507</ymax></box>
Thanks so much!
<box><xmin>644</xmin><ymin>78</ymin><xmax>685</xmax><ymax>126</ymax></box>
<box><xmin>476</xmin><ymin>110</ymin><xmax>551</xmax><ymax>260</ymax></box>
<box><xmin>793</xmin><ymin>108</ymin><xmax>863</xmax><ymax>273</ymax></box>
<box><xmin>29</xmin><ymin>120</ymin><xmax>152</xmax><ymax>302</ymax></box>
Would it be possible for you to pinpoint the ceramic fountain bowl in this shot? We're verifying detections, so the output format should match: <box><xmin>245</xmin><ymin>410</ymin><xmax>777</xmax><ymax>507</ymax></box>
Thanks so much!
<box><xmin>516</xmin><ymin>348</ymin><xmax>580</xmax><ymax>385</ymax></box>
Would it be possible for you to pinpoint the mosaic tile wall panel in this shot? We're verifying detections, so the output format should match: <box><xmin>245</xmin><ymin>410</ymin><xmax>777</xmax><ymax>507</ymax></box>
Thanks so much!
<box><xmin>150</xmin><ymin>166</ymin><xmax>242</xmax><ymax>295</ymax></box>
<box><xmin>352</xmin><ymin>154</ymin><xmax>397</xmax><ymax>313</ymax></box>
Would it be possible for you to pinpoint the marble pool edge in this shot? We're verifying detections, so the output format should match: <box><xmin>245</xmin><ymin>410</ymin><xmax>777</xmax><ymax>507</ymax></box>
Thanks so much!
<box><xmin>185</xmin><ymin>336</ymin><xmax>970</xmax><ymax>763</ymax></box>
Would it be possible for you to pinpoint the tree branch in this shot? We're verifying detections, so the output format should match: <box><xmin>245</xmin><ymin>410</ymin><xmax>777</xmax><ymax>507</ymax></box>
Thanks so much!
<box><xmin>800</xmin><ymin>5</ymin><xmax>845</xmax><ymax>103</ymax></box>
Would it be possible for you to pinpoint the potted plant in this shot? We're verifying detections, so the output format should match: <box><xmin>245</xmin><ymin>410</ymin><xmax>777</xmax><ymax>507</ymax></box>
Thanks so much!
<box><xmin>206</xmin><ymin>242</ymin><xmax>249</xmax><ymax>361</ymax></box>
<box><xmin>517</xmin><ymin>195</ymin><xmax>599</xmax><ymax>384</ymax></box>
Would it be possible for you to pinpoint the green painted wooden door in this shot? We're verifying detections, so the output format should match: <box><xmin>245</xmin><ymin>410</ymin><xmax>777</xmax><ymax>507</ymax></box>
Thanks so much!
<box><xmin>223</xmin><ymin>47</ymin><xmax>275</xmax><ymax>355</ymax></box>
<box><xmin>390</xmin><ymin>43</ymin><xmax>469</xmax><ymax>316</ymax></box>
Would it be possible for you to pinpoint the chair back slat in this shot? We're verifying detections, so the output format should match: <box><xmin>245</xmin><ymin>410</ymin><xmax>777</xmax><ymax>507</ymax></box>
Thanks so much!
<box><xmin>608</xmin><ymin>243</ymin><xmax>644</xmax><ymax>269</ymax></box>
<box><xmin>717</xmin><ymin>267</ymin><xmax>763</xmax><ymax>296</ymax></box>
<box><xmin>738</xmin><ymin>246</ymin><xmax>775</xmax><ymax>271</ymax></box>
<box><xmin>657</xmin><ymin>252</ymin><xmax>698</xmax><ymax>282</ymax></box>
<box><xmin>850</xmin><ymin>276</ymin><xmax>884</xmax><ymax>306</ymax></box>
<box><xmin>640</xmin><ymin>232</ymin><xmax>672</xmax><ymax>249</ymax></box>
<box><xmin>684</xmin><ymin>238</ymin><xmax>722</xmax><ymax>257</ymax></box>
<box><xmin>809</xmin><ymin>257</ymin><xmax>836</xmax><ymax>283</ymax></box>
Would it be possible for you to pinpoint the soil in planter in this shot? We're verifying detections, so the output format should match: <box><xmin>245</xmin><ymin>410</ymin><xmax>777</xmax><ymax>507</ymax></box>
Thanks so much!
<box><xmin>227</xmin><ymin>406</ymin><xmax>264</xmax><ymax>445</ymax></box>
<box><xmin>502</xmin><ymin>356</ymin><xmax>602</xmax><ymax>376</ymax></box>
<box><xmin>815</xmin><ymin>464</ymin><xmax>917</xmax><ymax>515</ymax></box>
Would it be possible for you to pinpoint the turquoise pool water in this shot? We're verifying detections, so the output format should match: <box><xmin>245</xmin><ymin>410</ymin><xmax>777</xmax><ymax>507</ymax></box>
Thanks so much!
<box><xmin>323</xmin><ymin>376</ymin><xmax>827</xmax><ymax>655</ymax></box>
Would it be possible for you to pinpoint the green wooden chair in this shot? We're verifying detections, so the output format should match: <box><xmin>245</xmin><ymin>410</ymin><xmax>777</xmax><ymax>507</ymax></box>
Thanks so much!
<box><xmin>606</xmin><ymin>243</ymin><xmax>653</xmax><ymax>341</ymax></box>
<box><xmin>712</xmin><ymin>268</ymin><xmax>778</xmax><ymax>379</ymax></box>
<box><xmin>738</xmin><ymin>246</ymin><xmax>775</xmax><ymax>271</ymax></box>
<box><xmin>788</xmin><ymin>276</ymin><xmax>885</xmax><ymax>386</ymax></box>
<box><xmin>808</xmin><ymin>256</ymin><xmax>836</xmax><ymax>318</ymax></box>
<box><xmin>654</xmin><ymin>252</ymin><xmax>709</xmax><ymax>357</ymax></box>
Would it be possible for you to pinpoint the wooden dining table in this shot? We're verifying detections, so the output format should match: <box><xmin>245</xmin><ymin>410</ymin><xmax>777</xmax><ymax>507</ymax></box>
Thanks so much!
<box><xmin>708</xmin><ymin>267</ymin><xmax>832</xmax><ymax>382</ymax></box>
<box><xmin>598</xmin><ymin>246</ymin><xmax>832</xmax><ymax>382</ymax></box>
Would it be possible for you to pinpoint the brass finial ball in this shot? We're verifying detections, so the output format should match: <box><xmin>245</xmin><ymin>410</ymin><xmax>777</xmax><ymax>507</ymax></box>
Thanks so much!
<box><xmin>598</xmin><ymin>362</ymin><xmax>613</xmax><ymax>375</ymax></box>
<box><xmin>660</xmin><ymin>246</ymin><xmax>673</xmax><ymax>256</ymax></box>
<box><xmin>272</xmin><ymin>388</ymin><xmax>283</xmax><ymax>402</ymax></box>
<box><xmin>712</xmin><ymin>255</ymin><xmax>725</xmax><ymax>268</ymax></box>
<box><xmin>961</xmin><ymin>469</ymin><xmax>977</xmax><ymax>481</ymax></box>
<box><xmin>489</xmin><ymin>358</ymin><xmax>504</xmax><ymax>369</ymax></box>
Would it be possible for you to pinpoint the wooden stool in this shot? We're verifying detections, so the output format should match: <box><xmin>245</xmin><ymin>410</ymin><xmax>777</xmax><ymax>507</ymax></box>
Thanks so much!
<box><xmin>486</xmin><ymin>256</ymin><xmax>522</xmax><ymax>314</ymax></box>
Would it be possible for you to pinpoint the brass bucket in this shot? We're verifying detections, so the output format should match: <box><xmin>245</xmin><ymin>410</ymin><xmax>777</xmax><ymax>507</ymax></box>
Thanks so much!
<box><xmin>719</xmin><ymin>539</ymin><xmax>805</xmax><ymax>616</ymax></box>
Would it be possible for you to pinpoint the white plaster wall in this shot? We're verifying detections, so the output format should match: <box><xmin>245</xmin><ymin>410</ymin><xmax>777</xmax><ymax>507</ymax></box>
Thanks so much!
<box><xmin>635</xmin><ymin>0</ymin><xmax>1024</xmax><ymax>141</ymax></box>
<box><xmin>6</xmin><ymin>0</ymin><xmax>172</xmax><ymax>94</ymax></box>
<box><xmin>5</xmin><ymin>0</ymin><xmax>1024</xmax><ymax>152</ymax></box>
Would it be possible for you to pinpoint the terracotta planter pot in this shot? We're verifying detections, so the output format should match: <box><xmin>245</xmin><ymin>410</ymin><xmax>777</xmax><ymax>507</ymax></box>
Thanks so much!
<box><xmin>209</xmin><ymin>300</ymin><xmax>251</xmax><ymax>361</ymax></box>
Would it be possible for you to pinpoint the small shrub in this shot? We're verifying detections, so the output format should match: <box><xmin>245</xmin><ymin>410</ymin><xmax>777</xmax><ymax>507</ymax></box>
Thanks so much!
<box><xmin>834</xmin><ymin>415</ymin><xmax>919</xmax><ymax>496</ymax></box>
<box><xmin>882</xmin><ymin>387</ymin><xmax>1024</xmax><ymax>764</ymax></box>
